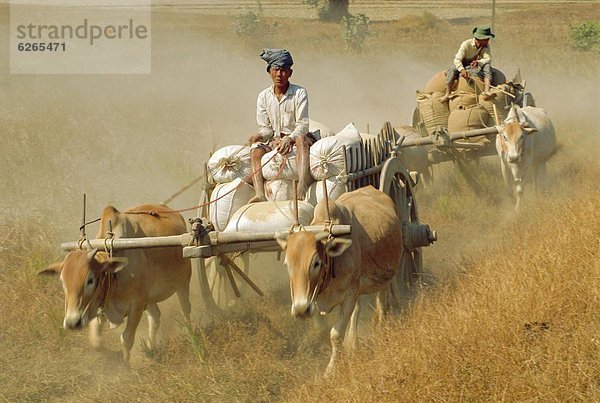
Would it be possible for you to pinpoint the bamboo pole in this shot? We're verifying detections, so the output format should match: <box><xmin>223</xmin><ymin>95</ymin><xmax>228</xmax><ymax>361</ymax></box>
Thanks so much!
<box><xmin>293</xmin><ymin>179</ymin><xmax>300</xmax><ymax>226</ymax></box>
<box><xmin>492</xmin><ymin>103</ymin><xmax>500</xmax><ymax>126</ymax></box>
<box><xmin>61</xmin><ymin>225</ymin><xmax>352</xmax><ymax>252</ymax></box>
<box><xmin>322</xmin><ymin>178</ymin><xmax>331</xmax><ymax>225</ymax></box>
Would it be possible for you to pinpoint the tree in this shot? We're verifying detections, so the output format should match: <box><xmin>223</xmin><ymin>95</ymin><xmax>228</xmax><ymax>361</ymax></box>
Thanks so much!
<box><xmin>306</xmin><ymin>0</ymin><xmax>349</xmax><ymax>22</ymax></box>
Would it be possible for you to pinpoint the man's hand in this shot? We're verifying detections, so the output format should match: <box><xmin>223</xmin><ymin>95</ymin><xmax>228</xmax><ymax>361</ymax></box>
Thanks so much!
<box><xmin>247</xmin><ymin>133</ymin><xmax>264</xmax><ymax>145</ymax></box>
<box><xmin>277</xmin><ymin>136</ymin><xmax>294</xmax><ymax>155</ymax></box>
<box><xmin>460</xmin><ymin>69</ymin><xmax>469</xmax><ymax>79</ymax></box>
<box><xmin>470</xmin><ymin>60</ymin><xmax>479</xmax><ymax>68</ymax></box>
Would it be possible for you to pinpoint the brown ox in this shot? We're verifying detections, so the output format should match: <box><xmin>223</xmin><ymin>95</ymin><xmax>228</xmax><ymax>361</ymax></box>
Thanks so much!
<box><xmin>40</xmin><ymin>204</ymin><xmax>191</xmax><ymax>363</ymax></box>
<box><xmin>276</xmin><ymin>186</ymin><xmax>402</xmax><ymax>376</ymax></box>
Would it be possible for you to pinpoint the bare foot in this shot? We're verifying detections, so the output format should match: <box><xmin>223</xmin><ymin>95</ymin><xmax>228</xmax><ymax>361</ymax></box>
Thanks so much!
<box><xmin>296</xmin><ymin>186</ymin><xmax>307</xmax><ymax>200</ymax></box>
<box><xmin>438</xmin><ymin>94</ymin><xmax>449</xmax><ymax>103</ymax></box>
<box><xmin>248</xmin><ymin>194</ymin><xmax>267</xmax><ymax>203</ymax></box>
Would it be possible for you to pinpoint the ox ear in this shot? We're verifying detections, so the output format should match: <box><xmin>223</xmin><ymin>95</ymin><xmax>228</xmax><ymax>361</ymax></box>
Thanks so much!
<box><xmin>275</xmin><ymin>233</ymin><xmax>288</xmax><ymax>251</ymax></box>
<box><xmin>522</xmin><ymin>127</ymin><xmax>537</xmax><ymax>134</ymax></box>
<box><xmin>38</xmin><ymin>261</ymin><xmax>63</xmax><ymax>276</ymax></box>
<box><xmin>103</xmin><ymin>257</ymin><xmax>128</xmax><ymax>274</ymax></box>
<box><xmin>324</xmin><ymin>238</ymin><xmax>352</xmax><ymax>257</ymax></box>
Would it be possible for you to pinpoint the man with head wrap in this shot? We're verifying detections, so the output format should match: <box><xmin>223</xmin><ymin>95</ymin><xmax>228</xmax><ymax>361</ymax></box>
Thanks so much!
<box><xmin>247</xmin><ymin>48</ymin><xmax>314</xmax><ymax>202</ymax></box>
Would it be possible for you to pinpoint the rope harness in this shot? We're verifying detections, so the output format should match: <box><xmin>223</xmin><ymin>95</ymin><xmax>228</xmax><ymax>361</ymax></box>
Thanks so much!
<box><xmin>79</xmin><ymin>268</ymin><xmax>112</xmax><ymax>321</ymax></box>
<box><xmin>125</xmin><ymin>151</ymin><xmax>282</xmax><ymax>216</ymax></box>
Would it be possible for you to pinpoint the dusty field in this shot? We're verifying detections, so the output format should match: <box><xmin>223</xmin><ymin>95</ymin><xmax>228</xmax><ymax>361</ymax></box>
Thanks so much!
<box><xmin>0</xmin><ymin>1</ymin><xmax>599</xmax><ymax>401</ymax></box>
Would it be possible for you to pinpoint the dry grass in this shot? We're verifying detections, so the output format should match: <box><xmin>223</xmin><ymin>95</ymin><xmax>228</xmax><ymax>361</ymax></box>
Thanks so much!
<box><xmin>0</xmin><ymin>2</ymin><xmax>599</xmax><ymax>401</ymax></box>
<box><xmin>288</xmin><ymin>161</ymin><xmax>600</xmax><ymax>401</ymax></box>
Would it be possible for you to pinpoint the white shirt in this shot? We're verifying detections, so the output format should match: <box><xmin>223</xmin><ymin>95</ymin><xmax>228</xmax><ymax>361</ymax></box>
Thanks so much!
<box><xmin>256</xmin><ymin>83</ymin><xmax>309</xmax><ymax>141</ymax></box>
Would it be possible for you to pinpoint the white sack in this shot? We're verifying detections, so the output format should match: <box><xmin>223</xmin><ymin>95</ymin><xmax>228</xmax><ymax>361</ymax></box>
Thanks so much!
<box><xmin>265</xmin><ymin>179</ymin><xmax>293</xmax><ymax>201</ymax></box>
<box><xmin>309</xmin><ymin>122</ymin><xmax>362</xmax><ymax>180</ymax></box>
<box><xmin>208</xmin><ymin>145</ymin><xmax>252</xmax><ymax>183</ymax></box>
<box><xmin>209</xmin><ymin>178</ymin><xmax>255</xmax><ymax>232</ymax></box>
<box><xmin>224</xmin><ymin>200</ymin><xmax>315</xmax><ymax>233</ymax></box>
<box><xmin>261</xmin><ymin>148</ymin><xmax>298</xmax><ymax>180</ymax></box>
<box><xmin>305</xmin><ymin>178</ymin><xmax>347</xmax><ymax>206</ymax></box>
<box><xmin>310</xmin><ymin>119</ymin><xmax>334</xmax><ymax>139</ymax></box>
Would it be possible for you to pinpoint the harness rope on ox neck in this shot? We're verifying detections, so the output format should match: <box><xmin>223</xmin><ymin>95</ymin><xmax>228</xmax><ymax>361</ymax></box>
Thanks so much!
<box><xmin>80</xmin><ymin>268</ymin><xmax>111</xmax><ymax>320</ymax></box>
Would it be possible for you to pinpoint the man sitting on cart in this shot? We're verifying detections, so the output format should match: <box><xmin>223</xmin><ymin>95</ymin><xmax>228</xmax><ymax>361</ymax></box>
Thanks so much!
<box><xmin>439</xmin><ymin>25</ymin><xmax>495</xmax><ymax>103</ymax></box>
<box><xmin>247</xmin><ymin>48</ymin><xmax>314</xmax><ymax>203</ymax></box>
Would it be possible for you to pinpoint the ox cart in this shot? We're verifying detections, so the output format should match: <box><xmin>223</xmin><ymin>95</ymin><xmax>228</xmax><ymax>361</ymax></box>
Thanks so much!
<box><xmin>61</xmin><ymin>122</ymin><xmax>437</xmax><ymax>313</ymax></box>
<box><xmin>400</xmin><ymin>70</ymin><xmax>537</xmax><ymax>184</ymax></box>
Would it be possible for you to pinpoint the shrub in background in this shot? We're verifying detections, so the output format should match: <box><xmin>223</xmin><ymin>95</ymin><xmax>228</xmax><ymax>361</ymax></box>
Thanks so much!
<box><xmin>341</xmin><ymin>13</ymin><xmax>370</xmax><ymax>51</ymax></box>
<box><xmin>570</xmin><ymin>22</ymin><xmax>600</xmax><ymax>51</ymax></box>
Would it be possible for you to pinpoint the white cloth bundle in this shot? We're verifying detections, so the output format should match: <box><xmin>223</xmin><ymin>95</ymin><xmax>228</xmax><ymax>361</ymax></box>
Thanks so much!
<box><xmin>305</xmin><ymin>178</ymin><xmax>347</xmax><ymax>206</ymax></box>
<box><xmin>261</xmin><ymin>148</ymin><xmax>298</xmax><ymax>180</ymax></box>
<box><xmin>208</xmin><ymin>145</ymin><xmax>252</xmax><ymax>183</ymax></box>
<box><xmin>209</xmin><ymin>178</ymin><xmax>255</xmax><ymax>231</ymax></box>
<box><xmin>224</xmin><ymin>200</ymin><xmax>314</xmax><ymax>233</ymax></box>
<box><xmin>309</xmin><ymin>122</ymin><xmax>362</xmax><ymax>180</ymax></box>
<box><xmin>265</xmin><ymin>179</ymin><xmax>294</xmax><ymax>201</ymax></box>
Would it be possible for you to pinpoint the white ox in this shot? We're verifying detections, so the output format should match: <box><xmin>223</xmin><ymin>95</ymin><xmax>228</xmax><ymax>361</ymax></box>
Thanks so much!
<box><xmin>40</xmin><ymin>204</ymin><xmax>191</xmax><ymax>363</ymax></box>
<box><xmin>276</xmin><ymin>186</ymin><xmax>403</xmax><ymax>376</ymax></box>
<box><xmin>496</xmin><ymin>105</ymin><xmax>556</xmax><ymax>209</ymax></box>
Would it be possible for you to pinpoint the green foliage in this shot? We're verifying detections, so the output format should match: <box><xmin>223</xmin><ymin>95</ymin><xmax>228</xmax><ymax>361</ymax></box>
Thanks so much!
<box><xmin>233</xmin><ymin>9</ymin><xmax>261</xmax><ymax>36</ymax></box>
<box><xmin>570</xmin><ymin>22</ymin><xmax>600</xmax><ymax>51</ymax></box>
<box><xmin>420</xmin><ymin>11</ymin><xmax>438</xmax><ymax>29</ymax></box>
<box><xmin>341</xmin><ymin>13</ymin><xmax>370</xmax><ymax>51</ymax></box>
<box><xmin>233</xmin><ymin>1</ymin><xmax>277</xmax><ymax>38</ymax></box>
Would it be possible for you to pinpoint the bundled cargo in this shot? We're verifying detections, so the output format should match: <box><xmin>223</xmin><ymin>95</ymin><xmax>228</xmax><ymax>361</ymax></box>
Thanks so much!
<box><xmin>416</xmin><ymin>91</ymin><xmax>450</xmax><ymax>135</ymax></box>
<box><xmin>309</xmin><ymin>122</ymin><xmax>362</xmax><ymax>180</ymax></box>
<box><xmin>208</xmin><ymin>145</ymin><xmax>252</xmax><ymax>183</ymax></box>
<box><xmin>261</xmin><ymin>148</ymin><xmax>298</xmax><ymax>180</ymax></box>
<box><xmin>224</xmin><ymin>200</ymin><xmax>314</xmax><ymax>233</ymax></box>
<box><xmin>305</xmin><ymin>178</ymin><xmax>347</xmax><ymax>206</ymax></box>
<box><xmin>209</xmin><ymin>178</ymin><xmax>255</xmax><ymax>232</ymax></box>
<box><xmin>265</xmin><ymin>178</ymin><xmax>293</xmax><ymax>201</ymax></box>
<box><xmin>447</xmin><ymin>106</ymin><xmax>490</xmax><ymax>141</ymax></box>
<box><xmin>448</xmin><ymin>91</ymin><xmax>478</xmax><ymax>112</ymax></box>
<box><xmin>422</xmin><ymin>71</ymin><xmax>446</xmax><ymax>94</ymax></box>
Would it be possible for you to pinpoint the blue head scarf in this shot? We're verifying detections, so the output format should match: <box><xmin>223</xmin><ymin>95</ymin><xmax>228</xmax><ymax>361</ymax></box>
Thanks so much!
<box><xmin>260</xmin><ymin>48</ymin><xmax>293</xmax><ymax>72</ymax></box>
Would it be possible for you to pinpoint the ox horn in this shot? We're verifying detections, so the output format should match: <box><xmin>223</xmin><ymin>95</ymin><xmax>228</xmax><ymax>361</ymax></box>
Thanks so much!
<box><xmin>87</xmin><ymin>248</ymin><xmax>99</xmax><ymax>261</ymax></box>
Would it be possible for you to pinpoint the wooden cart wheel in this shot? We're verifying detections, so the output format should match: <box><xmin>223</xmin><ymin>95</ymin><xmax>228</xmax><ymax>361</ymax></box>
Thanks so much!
<box><xmin>206</xmin><ymin>253</ymin><xmax>250</xmax><ymax>308</ymax></box>
<box><xmin>379</xmin><ymin>157</ymin><xmax>434</xmax><ymax>310</ymax></box>
<box><xmin>192</xmin><ymin>256</ymin><xmax>220</xmax><ymax>314</ymax></box>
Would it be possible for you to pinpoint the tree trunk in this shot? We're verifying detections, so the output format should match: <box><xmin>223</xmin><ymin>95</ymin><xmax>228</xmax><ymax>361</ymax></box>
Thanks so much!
<box><xmin>325</xmin><ymin>0</ymin><xmax>349</xmax><ymax>21</ymax></box>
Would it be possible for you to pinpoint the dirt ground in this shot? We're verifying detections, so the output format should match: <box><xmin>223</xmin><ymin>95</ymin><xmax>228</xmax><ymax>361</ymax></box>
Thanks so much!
<box><xmin>0</xmin><ymin>1</ymin><xmax>599</xmax><ymax>401</ymax></box>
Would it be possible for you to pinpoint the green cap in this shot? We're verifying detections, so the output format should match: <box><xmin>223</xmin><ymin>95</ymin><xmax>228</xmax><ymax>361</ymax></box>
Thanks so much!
<box><xmin>472</xmin><ymin>25</ymin><xmax>495</xmax><ymax>40</ymax></box>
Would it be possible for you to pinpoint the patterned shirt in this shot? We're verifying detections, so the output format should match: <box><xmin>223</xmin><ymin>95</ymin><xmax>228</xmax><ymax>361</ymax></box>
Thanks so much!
<box><xmin>453</xmin><ymin>38</ymin><xmax>492</xmax><ymax>71</ymax></box>
<box><xmin>256</xmin><ymin>83</ymin><xmax>309</xmax><ymax>141</ymax></box>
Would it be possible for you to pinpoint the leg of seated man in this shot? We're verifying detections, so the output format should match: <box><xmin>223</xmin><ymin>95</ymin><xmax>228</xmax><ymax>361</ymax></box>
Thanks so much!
<box><xmin>249</xmin><ymin>146</ymin><xmax>268</xmax><ymax>203</ymax></box>
<box><xmin>295</xmin><ymin>135</ymin><xmax>314</xmax><ymax>199</ymax></box>
<box><xmin>439</xmin><ymin>66</ymin><xmax>459</xmax><ymax>103</ymax></box>
<box><xmin>481</xmin><ymin>63</ymin><xmax>493</xmax><ymax>98</ymax></box>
